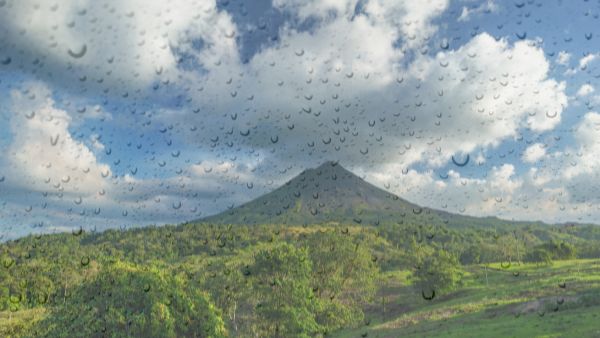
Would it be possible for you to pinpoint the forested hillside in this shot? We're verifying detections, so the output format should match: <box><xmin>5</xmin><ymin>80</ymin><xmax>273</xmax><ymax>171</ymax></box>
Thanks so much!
<box><xmin>3</xmin><ymin>219</ymin><xmax>600</xmax><ymax>337</ymax></box>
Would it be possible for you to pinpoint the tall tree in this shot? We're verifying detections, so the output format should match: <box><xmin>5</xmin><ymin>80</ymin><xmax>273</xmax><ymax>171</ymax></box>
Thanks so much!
<box><xmin>250</xmin><ymin>243</ymin><xmax>319</xmax><ymax>337</ymax></box>
<box><xmin>32</xmin><ymin>260</ymin><xmax>227</xmax><ymax>338</ymax></box>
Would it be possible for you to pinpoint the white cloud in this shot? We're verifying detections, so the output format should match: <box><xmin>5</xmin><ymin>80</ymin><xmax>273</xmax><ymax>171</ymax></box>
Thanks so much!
<box><xmin>579</xmin><ymin>53</ymin><xmax>598</xmax><ymax>69</ymax></box>
<box><xmin>0</xmin><ymin>80</ymin><xmax>280</xmax><ymax>237</ymax></box>
<box><xmin>274</xmin><ymin>0</ymin><xmax>449</xmax><ymax>49</ymax></box>
<box><xmin>0</xmin><ymin>0</ymin><xmax>587</xmax><ymax>235</ymax></box>
<box><xmin>0</xmin><ymin>0</ymin><xmax>238</xmax><ymax>92</ymax></box>
<box><xmin>556</xmin><ymin>51</ymin><xmax>571</xmax><ymax>66</ymax></box>
<box><xmin>363</xmin><ymin>0</ymin><xmax>449</xmax><ymax>47</ymax></box>
<box><xmin>522</xmin><ymin>143</ymin><xmax>546</xmax><ymax>163</ymax></box>
<box><xmin>272</xmin><ymin>0</ymin><xmax>361</xmax><ymax>21</ymax></box>
<box><xmin>7</xmin><ymin>82</ymin><xmax>111</xmax><ymax>196</ymax></box>
<box><xmin>3</xmin><ymin>0</ymin><xmax>568</xmax><ymax>177</ymax></box>
<box><xmin>361</xmin><ymin>158</ymin><xmax>600</xmax><ymax>224</ymax></box>
<box><xmin>89</xmin><ymin>134</ymin><xmax>105</xmax><ymax>151</ymax></box>
<box><xmin>458</xmin><ymin>7</ymin><xmax>471</xmax><ymax>22</ymax></box>
<box><xmin>363</xmin><ymin>163</ymin><xmax>530</xmax><ymax>219</ymax></box>
<box><xmin>562</xmin><ymin>112</ymin><xmax>600</xmax><ymax>180</ymax></box>
<box><xmin>189</xmin><ymin>159</ymin><xmax>262</xmax><ymax>184</ymax></box>
<box><xmin>457</xmin><ymin>0</ymin><xmax>498</xmax><ymax>22</ymax></box>
<box><xmin>577</xmin><ymin>84</ymin><xmax>595</xmax><ymax>97</ymax></box>
<box><xmin>153</xmin><ymin>16</ymin><xmax>574</xmax><ymax>223</ymax></box>
<box><xmin>523</xmin><ymin>112</ymin><xmax>600</xmax><ymax>208</ymax></box>
<box><xmin>166</xmin><ymin>30</ymin><xmax>567</xmax><ymax>177</ymax></box>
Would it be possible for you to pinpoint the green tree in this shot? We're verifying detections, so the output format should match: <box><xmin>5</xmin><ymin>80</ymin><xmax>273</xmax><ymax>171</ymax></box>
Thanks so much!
<box><xmin>459</xmin><ymin>244</ymin><xmax>482</xmax><ymax>265</ymax></box>
<box><xmin>305</xmin><ymin>231</ymin><xmax>378</xmax><ymax>331</ymax></box>
<box><xmin>31</xmin><ymin>260</ymin><xmax>227</xmax><ymax>338</ymax></box>
<box><xmin>413</xmin><ymin>249</ymin><xmax>463</xmax><ymax>297</ymax></box>
<box><xmin>250</xmin><ymin>243</ymin><xmax>319</xmax><ymax>337</ymax></box>
<box><xmin>546</xmin><ymin>241</ymin><xmax>576</xmax><ymax>260</ymax></box>
<box><xmin>198</xmin><ymin>257</ymin><xmax>250</xmax><ymax>335</ymax></box>
<box><xmin>525</xmin><ymin>247</ymin><xmax>553</xmax><ymax>266</ymax></box>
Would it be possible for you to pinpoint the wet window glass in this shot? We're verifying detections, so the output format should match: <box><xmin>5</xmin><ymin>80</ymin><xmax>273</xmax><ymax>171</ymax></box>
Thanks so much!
<box><xmin>1</xmin><ymin>0</ymin><xmax>599</xmax><ymax>337</ymax></box>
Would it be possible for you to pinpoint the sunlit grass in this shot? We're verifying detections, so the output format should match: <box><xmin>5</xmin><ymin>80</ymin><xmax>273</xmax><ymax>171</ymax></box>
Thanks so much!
<box><xmin>0</xmin><ymin>308</ymin><xmax>47</xmax><ymax>338</ymax></box>
<box><xmin>334</xmin><ymin>258</ymin><xmax>600</xmax><ymax>338</ymax></box>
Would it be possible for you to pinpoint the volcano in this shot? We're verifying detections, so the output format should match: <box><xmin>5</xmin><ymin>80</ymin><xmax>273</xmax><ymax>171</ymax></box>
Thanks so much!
<box><xmin>200</xmin><ymin>161</ymin><xmax>515</xmax><ymax>228</ymax></box>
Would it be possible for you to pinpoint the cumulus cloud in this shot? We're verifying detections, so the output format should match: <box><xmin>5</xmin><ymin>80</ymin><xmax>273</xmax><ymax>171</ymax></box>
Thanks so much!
<box><xmin>556</xmin><ymin>51</ymin><xmax>571</xmax><ymax>66</ymax></box>
<box><xmin>577</xmin><ymin>84</ymin><xmax>595</xmax><ymax>97</ymax></box>
<box><xmin>363</xmin><ymin>163</ymin><xmax>531</xmax><ymax>219</ymax></box>
<box><xmin>2</xmin><ymin>0</ymin><xmax>569</xmax><ymax>175</ymax></box>
<box><xmin>145</xmin><ymin>2</ymin><xmax>569</xmax><ymax>224</ymax></box>
<box><xmin>579</xmin><ymin>53</ymin><xmax>598</xmax><ymax>70</ymax></box>
<box><xmin>457</xmin><ymin>0</ymin><xmax>498</xmax><ymax>22</ymax></box>
<box><xmin>362</xmin><ymin>156</ymin><xmax>600</xmax><ymax>224</ymax></box>
<box><xmin>522</xmin><ymin>143</ymin><xmax>546</xmax><ymax>163</ymax></box>
<box><xmin>274</xmin><ymin>0</ymin><xmax>449</xmax><ymax>49</ymax></box>
<box><xmin>562</xmin><ymin>112</ymin><xmax>600</xmax><ymax>180</ymax></box>
<box><xmin>0</xmin><ymin>0</ymin><xmax>237</xmax><ymax>94</ymax></box>
<box><xmin>154</xmin><ymin>13</ymin><xmax>572</xmax><ymax>225</ymax></box>
<box><xmin>362</xmin><ymin>0</ymin><xmax>449</xmax><ymax>48</ymax></box>
<box><xmin>1</xmin><ymin>0</ymin><xmax>592</xmax><ymax>237</ymax></box>
<box><xmin>0</xmin><ymin>81</ymin><xmax>264</xmax><ymax>238</ymax></box>
<box><xmin>6</xmin><ymin>82</ymin><xmax>111</xmax><ymax>196</ymax></box>
<box><xmin>156</xmin><ymin>23</ymin><xmax>567</xmax><ymax>185</ymax></box>
<box><xmin>508</xmin><ymin>112</ymin><xmax>600</xmax><ymax>219</ymax></box>
<box><xmin>272</xmin><ymin>0</ymin><xmax>362</xmax><ymax>21</ymax></box>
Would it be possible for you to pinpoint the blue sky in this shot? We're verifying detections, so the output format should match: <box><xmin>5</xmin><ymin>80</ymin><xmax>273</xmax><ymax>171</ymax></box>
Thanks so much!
<box><xmin>1</xmin><ymin>0</ymin><xmax>600</xmax><ymax>240</ymax></box>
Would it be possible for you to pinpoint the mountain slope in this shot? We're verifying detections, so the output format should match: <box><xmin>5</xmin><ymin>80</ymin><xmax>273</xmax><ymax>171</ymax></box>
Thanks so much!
<box><xmin>200</xmin><ymin>161</ymin><xmax>533</xmax><ymax>228</ymax></box>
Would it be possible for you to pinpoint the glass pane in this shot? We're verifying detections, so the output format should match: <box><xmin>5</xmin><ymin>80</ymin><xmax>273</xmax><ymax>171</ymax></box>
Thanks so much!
<box><xmin>1</xmin><ymin>0</ymin><xmax>598</xmax><ymax>336</ymax></box>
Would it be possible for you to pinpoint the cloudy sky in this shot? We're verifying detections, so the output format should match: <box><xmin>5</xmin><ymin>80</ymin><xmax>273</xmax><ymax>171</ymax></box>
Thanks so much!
<box><xmin>1</xmin><ymin>0</ymin><xmax>599</xmax><ymax>240</ymax></box>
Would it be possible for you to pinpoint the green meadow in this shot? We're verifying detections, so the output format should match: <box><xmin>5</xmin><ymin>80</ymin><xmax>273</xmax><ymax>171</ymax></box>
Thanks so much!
<box><xmin>336</xmin><ymin>259</ymin><xmax>600</xmax><ymax>338</ymax></box>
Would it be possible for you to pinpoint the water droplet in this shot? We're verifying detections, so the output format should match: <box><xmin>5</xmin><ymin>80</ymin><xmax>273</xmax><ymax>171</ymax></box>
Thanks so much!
<box><xmin>224</xmin><ymin>30</ymin><xmax>235</xmax><ymax>38</ymax></box>
<box><xmin>2</xmin><ymin>256</ymin><xmax>15</xmax><ymax>269</ymax></box>
<box><xmin>422</xmin><ymin>289</ymin><xmax>435</xmax><ymax>301</ymax></box>
<box><xmin>37</xmin><ymin>292</ymin><xmax>48</xmax><ymax>304</ymax></box>
<box><xmin>439</xmin><ymin>38</ymin><xmax>449</xmax><ymax>50</ymax></box>
<box><xmin>451</xmin><ymin>154</ymin><xmax>470</xmax><ymax>167</ymax></box>
<box><xmin>67</xmin><ymin>44</ymin><xmax>87</xmax><ymax>58</ymax></box>
<box><xmin>50</xmin><ymin>134</ymin><xmax>60</xmax><ymax>146</ymax></box>
<box><xmin>516</xmin><ymin>32</ymin><xmax>527</xmax><ymax>40</ymax></box>
<box><xmin>9</xmin><ymin>293</ymin><xmax>22</xmax><ymax>304</ymax></box>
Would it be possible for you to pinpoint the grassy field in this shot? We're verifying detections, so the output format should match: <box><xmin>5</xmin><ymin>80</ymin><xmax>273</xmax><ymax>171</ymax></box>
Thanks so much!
<box><xmin>335</xmin><ymin>259</ymin><xmax>600</xmax><ymax>338</ymax></box>
<box><xmin>0</xmin><ymin>308</ymin><xmax>47</xmax><ymax>338</ymax></box>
